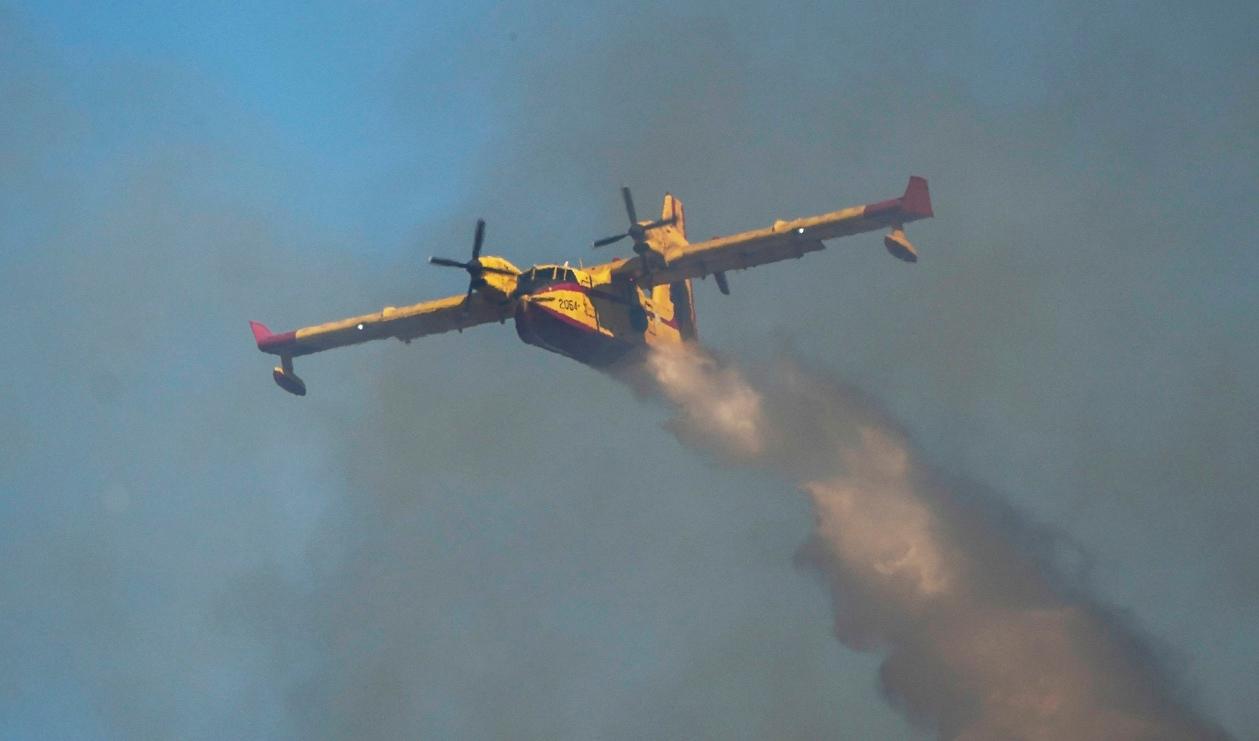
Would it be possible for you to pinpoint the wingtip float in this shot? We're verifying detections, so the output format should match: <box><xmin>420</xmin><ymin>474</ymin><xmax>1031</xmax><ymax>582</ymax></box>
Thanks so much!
<box><xmin>249</xmin><ymin>321</ymin><xmax>306</xmax><ymax>396</ymax></box>
<box><xmin>250</xmin><ymin>176</ymin><xmax>933</xmax><ymax>396</ymax></box>
<box><xmin>874</xmin><ymin>175</ymin><xmax>932</xmax><ymax>262</ymax></box>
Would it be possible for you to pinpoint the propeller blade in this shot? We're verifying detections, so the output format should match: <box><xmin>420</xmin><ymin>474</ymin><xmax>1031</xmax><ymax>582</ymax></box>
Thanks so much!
<box><xmin>432</xmin><ymin>254</ymin><xmax>514</xmax><ymax>276</ymax></box>
<box><xmin>642</xmin><ymin>215</ymin><xmax>677</xmax><ymax>230</ymax></box>
<box><xmin>429</xmin><ymin>256</ymin><xmax>469</xmax><ymax>269</ymax></box>
<box><xmin>621</xmin><ymin>186</ymin><xmax>638</xmax><ymax>224</ymax></box>
<box><xmin>471</xmin><ymin>219</ymin><xmax>486</xmax><ymax>260</ymax></box>
<box><xmin>593</xmin><ymin>233</ymin><xmax>629</xmax><ymax>248</ymax></box>
<box><xmin>429</xmin><ymin>221</ymin><xmax>516</xmax><ymax>312</ymax></box>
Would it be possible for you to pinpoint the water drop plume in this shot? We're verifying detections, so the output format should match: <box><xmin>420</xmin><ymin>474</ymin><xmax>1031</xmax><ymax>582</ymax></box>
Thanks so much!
<box><xmin>614</xmin><ymin>342</ymin><xmax>1228</xmax><ymax>740</ymax></box>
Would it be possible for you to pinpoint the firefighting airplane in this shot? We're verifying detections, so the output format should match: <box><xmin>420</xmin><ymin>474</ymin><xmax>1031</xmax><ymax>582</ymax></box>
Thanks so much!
<box><xmin>249</xmin><ymin>177</ymin><xmax>933</xmax><ymax>395</ymax></box>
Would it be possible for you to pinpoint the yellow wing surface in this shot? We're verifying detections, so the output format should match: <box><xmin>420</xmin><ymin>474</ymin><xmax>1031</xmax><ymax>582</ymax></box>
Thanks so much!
<box><xmin>250</xmin><ymin>293</ymin><xmax>511</xmax><ymax>360</ymax></box>
<box><xmin>620</xmin><ymin>176</ymin><xmax>933</xmax><ymax>287</ymax></box>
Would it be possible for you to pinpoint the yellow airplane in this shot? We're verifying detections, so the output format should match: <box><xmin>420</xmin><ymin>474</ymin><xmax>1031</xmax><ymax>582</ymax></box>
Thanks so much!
<box><xmin>250</xmin><ymin>177</ymin><xmax>933</xmax><ymax>395</ymax></box>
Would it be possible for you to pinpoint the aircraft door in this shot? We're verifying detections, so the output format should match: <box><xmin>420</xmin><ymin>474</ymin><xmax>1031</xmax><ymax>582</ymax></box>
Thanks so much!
<box><xmin>579</xmin><ymin>274</ymin><xmax>596</xmax><ymax>320</ymax></box>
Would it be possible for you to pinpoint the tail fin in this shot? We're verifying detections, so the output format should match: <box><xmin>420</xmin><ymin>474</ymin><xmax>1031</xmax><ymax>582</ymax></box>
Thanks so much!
<box><xmin>661</xmin><ymin>193</ymin><xmax>687</xmax><ymax>242</ymax></box>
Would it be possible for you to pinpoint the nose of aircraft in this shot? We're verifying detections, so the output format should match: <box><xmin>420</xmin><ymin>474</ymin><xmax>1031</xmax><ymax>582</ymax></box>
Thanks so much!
<box><xmin>516</xmin><ymin>293</ymin><xmax>539</xmax><ymax>318</ymax></box>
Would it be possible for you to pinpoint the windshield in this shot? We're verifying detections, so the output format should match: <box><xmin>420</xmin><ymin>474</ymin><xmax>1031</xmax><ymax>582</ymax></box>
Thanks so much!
<box><xmin>517</xmin><ymin>266</ymin><xmax>578</xmax><ymax>293</ymax></box>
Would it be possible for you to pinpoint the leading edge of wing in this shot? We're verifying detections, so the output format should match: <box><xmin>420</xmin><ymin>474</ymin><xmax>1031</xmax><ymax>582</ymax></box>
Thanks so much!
<box><xmin>249</xmin><ymin>293</ymin><xmax>510</xmax><ymax>358</ymax></box>
<box><xmin>617</xmin><ymin>176</ymin><xmax>932</xmax><ymax>285</ymax></box>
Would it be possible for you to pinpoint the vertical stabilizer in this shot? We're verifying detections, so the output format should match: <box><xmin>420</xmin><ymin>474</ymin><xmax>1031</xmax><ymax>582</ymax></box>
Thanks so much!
<box><xmin>659</xmin><ymin>193</ymin><xmax>688</xmax><ymax>247</ymax></box>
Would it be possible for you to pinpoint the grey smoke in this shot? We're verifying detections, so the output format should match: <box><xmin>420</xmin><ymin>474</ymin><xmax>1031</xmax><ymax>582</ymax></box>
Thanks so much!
<box><xmin>3</xmin><ymin>1</ymin><xmax>1255</xmax><ymax>738</ymax></box>
<box><xmin>624</xmin><ymin>344</ymin><xmax>1230</xmax><ymax>739</ymax></box>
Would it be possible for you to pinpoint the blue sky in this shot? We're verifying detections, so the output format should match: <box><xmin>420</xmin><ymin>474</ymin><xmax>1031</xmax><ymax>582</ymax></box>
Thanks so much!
<box><xmin>2</xmin><ymin>1</ymin><xmax>1256</xmax><ymax>738</ymax></box>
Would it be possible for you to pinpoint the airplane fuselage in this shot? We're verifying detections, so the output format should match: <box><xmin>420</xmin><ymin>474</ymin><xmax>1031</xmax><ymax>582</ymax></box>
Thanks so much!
<box><xmin>509</xmin><ymin>262</ymin><xmax>695</xmax><ymax>367</ymax></box>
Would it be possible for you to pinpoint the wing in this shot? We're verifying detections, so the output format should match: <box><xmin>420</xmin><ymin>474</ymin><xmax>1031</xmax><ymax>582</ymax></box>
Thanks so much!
<box><xmin>249</xmin><ymin>291</ymin><xmax>512</xmax><ymax>391</ymax></box>
<box><xmin>250</xmin><ymin>292</ymin><xmax>512</xmax><ymax>394</ymax></box>
<box><xmin>620</xmin><ymin>176</ymin><xmax>933</xmax><ymax>287</ymax></box>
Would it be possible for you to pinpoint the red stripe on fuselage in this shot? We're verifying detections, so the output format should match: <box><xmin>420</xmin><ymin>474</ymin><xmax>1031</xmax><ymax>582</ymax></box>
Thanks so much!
<box><xmin>528</xmin><ymin>301</ymin><xmax>598</xmax><ymax>334</ymax></box>
<box><xmin>536</xmin><ymin>282</ymin><xmax>635</xmax><ymax>306</ymax></box>
<box><xmin>531</xmin><ymin>280</ymin><xmax>679</xmax><ymax>329</ymax></box>
<box><xmin>533</xmin><ymin>281</ymin><xmax>586</xmax><ymax>295</ymax></box>
<box><xmin>515</xmin><ymin>300</ymin><xmax>635</xmax><ymax>366</ymax></box>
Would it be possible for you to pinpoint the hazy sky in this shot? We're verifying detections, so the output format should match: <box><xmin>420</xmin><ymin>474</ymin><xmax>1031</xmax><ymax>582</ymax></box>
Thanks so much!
<box><xmin>2</xmin><ymin>1</ymin><xmax>1255</xmax><ymax>738</ymax></box>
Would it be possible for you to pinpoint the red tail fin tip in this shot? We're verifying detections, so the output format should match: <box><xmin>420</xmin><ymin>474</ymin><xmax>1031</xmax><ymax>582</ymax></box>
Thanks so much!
<box><xmin>249</xmin><ymin>321</ymin><xmax>273</xmax><ymax>345</ymax></box>
<box><xmin>900</xmin><ymin>176</ymin><xmax>933</xmax><ymax>219</ymax></box>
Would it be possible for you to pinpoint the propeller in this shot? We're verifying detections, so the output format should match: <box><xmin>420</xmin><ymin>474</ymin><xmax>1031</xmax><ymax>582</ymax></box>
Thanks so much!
<box><xmin>428</xmin><ymin>219</ymin><xmax>516</xmax><ymax>310</ymax></box>
<box><xmin>592</xmin><ymin>186</ymin><xmax>675</xmax><ymax>249</ymax></box>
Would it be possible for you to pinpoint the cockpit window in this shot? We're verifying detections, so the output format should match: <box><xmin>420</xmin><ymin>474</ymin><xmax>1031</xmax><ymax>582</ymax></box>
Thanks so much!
<box><xmin>517</xmin><ymin>266</ymin><xmax>579</xmax><ymax>293</ymax></box>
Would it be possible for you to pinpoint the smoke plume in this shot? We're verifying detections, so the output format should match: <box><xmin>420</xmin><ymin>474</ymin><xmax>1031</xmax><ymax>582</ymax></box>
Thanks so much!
<box><xmin>5</xmin><ymin>3</ymin><xmax>1254</xmax><ymax>737</ymax></box>
<box><xmin>621</xmin><ymin>343</ymin><xmax>1228</xmax><ymax>740</ymax></box>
